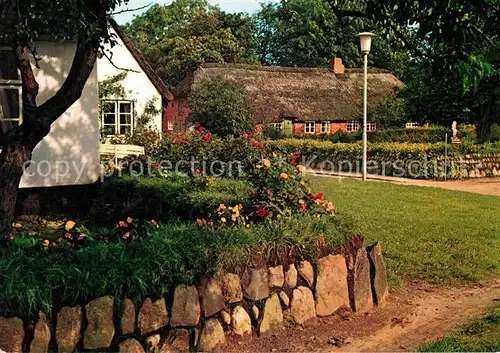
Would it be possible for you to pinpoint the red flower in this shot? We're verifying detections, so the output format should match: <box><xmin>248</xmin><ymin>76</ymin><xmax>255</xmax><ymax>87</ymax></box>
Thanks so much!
<box><xmin>173</xmin><ymin>138</ymin><xmax>181</xmax><ymax>145</ymax></box>
<box><xmin>7</xmin><ymin>233</ymin><xmax>14</xmax><ymax>241</ymax></box>
<box><xmin>202</xmin><ymin>134</ymin><xmax>212</xmax><ymax>142</ymax></box>
<box><xmin>152</xmin><ymin>163</ymin><xmax>160</xmax><ymax>170</ymax></box>
<box><xmin>197</xmin><ymin>126</ymin><xmax>205</xmax><ymax>133</ymax></box>
<box><xmin>290</xmin><ymin>153</ymin><xmax>300</xmax><ymax>165</ymax></box>
<box><xmin>122</xmin><ymin>232</ymin><xmax>131</xmax><ymax>240</ymax></box>
<box><xmin>315</xmin><ymin>192</ymin><xmax>324</xmax><ymax>200</ymax></box>
<box><xmin>265</xmin><ymin>189</ymin><xmax>272</xmax><ymax>198</ymax></box>
<box><xmin>256</xmin><ymin>207</ymin><xmax>270</xmax><ymax>218</ymax></box>
<box><xmin>288</xmin><ymin>195</ymin><xmax>295</xmax><ymax>201</ymax></box>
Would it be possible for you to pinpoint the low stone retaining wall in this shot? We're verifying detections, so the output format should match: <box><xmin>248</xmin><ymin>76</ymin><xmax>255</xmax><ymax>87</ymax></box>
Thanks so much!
<box><xmin>0</xmin><ymin>242</ymin><xmax>388</xmax><ymax>353</ymax></box>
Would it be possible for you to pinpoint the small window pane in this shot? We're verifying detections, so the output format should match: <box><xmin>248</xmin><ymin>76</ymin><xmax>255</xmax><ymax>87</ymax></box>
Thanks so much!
<box><xmin>120</xmin><ymin>102</ymin><xmax>132</xmax><ymax>113</ymax></box>
<box><xmin>104</xmin><ymin>113</ymin><xmax>116</xmax><ymax>125</ymax></box>
<box><xmin>0</xmin><ymin>50</ymin><xmax>19</xmax><ymax>80</ymax></box>
<box><xmin>120</xmin><ymin>125</ymin><xmax>132</xmax><ymax>135</ymax></box>
<box><xmin>102</xmin><ymin>101</ymin><xmax>116</xmax><ymax>114</ymax></box>
<box><xmin>120</xmin><ymin>113</ymin><xmax>132</xmax><ymax>125</ymax></box>
<box><xmin>0</xmin><ymin>88</ymin><xmax>20</xmax><ymax>119</ymax></box>
<box><xmin>102</xmin><ymin>125</ymin><xmax>116</xmax><ymax>136</ymax></box>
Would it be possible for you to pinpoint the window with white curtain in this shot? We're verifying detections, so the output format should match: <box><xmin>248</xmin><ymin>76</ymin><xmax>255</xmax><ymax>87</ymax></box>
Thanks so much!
<box><xmin>101</xmin><ymin>100</ymin><xmax>134</xmax><ymax>135</ymax></box>
<box><xmin>320</xmin><ymin>121</ymin><xmax>330</xmax><ymax>133</ymax></box>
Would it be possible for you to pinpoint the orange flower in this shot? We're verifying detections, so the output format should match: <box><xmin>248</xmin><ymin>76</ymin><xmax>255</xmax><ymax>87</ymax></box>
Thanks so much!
<box><xmin>263</xmin><ymin>159</ymin><xmax>271</xmax><ymax>168</ymax></box>
<box><xmin>126</xmin><ymin>217</ymin><xmax>133</xmax><ymax>224</ymax></box>
<box><xmin>280</xmin><ymin>173</ymin><xmax>289</xmax><ymax>179</ymax></box>
<box><xmin>41</xmin><ymin>240</ymin><xmax>50</xmax><ymax>247</ymax></box>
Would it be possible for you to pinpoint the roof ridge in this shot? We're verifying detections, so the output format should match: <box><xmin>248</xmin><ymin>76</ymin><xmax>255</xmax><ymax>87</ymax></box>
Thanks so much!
<box><xmin>200</xmin><ymin>62</ymin><xmax>393</xmax><ymax>74</ymax></box>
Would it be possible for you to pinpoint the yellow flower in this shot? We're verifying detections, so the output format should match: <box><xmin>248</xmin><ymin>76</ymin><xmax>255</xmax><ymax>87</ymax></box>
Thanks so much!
<box><xmin>41</xmin><ymin>239</ymin><xmax>50</xmax><ymax>247</ymax></box>
<box><xmin>221</xmin><ymin>217</ymin><xmax>227</xmax><ymax>223</ymax></box>
<box><xmin>231</xmin><ymin>214</ymin><xmax>237</xmax><ymax>222</ymax></box>
<box><xmin>126</xmin><ymin>217</ymin><xmax>133</xmax><ymax>224</ymax></box>
<box><xmin>272</xmin><ymin>152</ymin><xmax>277</xmax><ymax>158</ymax></box>
<box><xmin>296</xmin><ymin>165</ymin><xmax>306</xmax><ymax>174</ymax></box>
<box><xmin>263</xmin><ymin>159</ymin><xmax>271</xmax><ymax>168</ymax></box>
<box><xmin>12</xmin><ymin>222</ymin><xmax>22</xmax><ymax>229</ymax></box>
<box><xmin>65</xmin><ymin>221</ymin><xmax>76</xmax><ymax>231</ymax></box>
<box><xmin>299</xmin><ymin>200</ymin><xmax>305</xmax><ymax>205</ymax></box>
<box><xmin>280</xmin><ymin>173</ymin><xmax>289</xmax><ymax>179</ymax></box>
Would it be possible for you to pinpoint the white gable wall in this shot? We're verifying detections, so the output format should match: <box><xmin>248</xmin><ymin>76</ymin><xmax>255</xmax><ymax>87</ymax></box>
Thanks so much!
<box><xmin>19</xmin><ymin>41</ymin><xmax>100</xmax><ymax>188</ymax></box>
<box><xmin>98</xmin><ymin>26</ymin><xmax>163</xmax><ymax>132</ymax></box>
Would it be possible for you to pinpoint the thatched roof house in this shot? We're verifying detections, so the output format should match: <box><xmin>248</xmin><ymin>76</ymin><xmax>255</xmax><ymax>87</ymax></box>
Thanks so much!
<box><xmin>174</xmin><ymin>62</ymin><xmax>403</xmax><ymax>124</ymax></box>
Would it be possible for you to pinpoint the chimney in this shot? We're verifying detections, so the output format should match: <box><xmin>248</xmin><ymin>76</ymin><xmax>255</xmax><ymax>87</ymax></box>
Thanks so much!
<box><xmin>329</xmin><ymin>56</ymin><xmax>345</xmax><ymax>75</ymax></box>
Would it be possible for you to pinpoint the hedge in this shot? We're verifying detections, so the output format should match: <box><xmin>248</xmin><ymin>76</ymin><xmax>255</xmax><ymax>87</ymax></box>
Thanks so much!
<box><xmin>269</xmin><ymin>139</ymin><xmax>500</xmax><ymax>180</ymax></box>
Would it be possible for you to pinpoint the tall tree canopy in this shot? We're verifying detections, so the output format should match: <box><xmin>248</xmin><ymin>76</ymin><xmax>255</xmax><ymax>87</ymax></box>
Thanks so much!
<box><xmin>0</xmin><ymin>0</ymin><xmax>126</xmax><ymax>241</ymax></box>
<box><xmin>123</xmin><ymin>0</ymin><xmax>259</xmax><ymax>86</ymax></box>
<box><xmin>256</xmin><ymin>0</ymin><xmax>409</xmax><ymax>77</ymax></box>
<box><xmin>327</xmin><ymin>0</ymin><xmax>499</xmax><ymax>139</ymax></box>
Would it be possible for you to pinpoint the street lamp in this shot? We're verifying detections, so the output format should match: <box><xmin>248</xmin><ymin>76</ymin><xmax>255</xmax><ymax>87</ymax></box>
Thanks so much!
<box><xmin>358</xmin><ymin>32</ymin><xmax>374</xmax><ymax>181</ymax></box>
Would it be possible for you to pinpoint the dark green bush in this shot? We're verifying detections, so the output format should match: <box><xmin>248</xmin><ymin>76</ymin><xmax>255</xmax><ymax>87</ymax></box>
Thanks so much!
<box><xmin>0</xmin><ymin>215</ymin><xmax>353</xmax><ymax>318</ymax></box>
<box><xmin>188</xmin><ymin>76</ymin><xmax>254</xmax><ymax>137</ymax></box>
<box><xmin>89</xmin><ymin>175</ymin><xmax>252</xmax><ymax>224</ymax></box>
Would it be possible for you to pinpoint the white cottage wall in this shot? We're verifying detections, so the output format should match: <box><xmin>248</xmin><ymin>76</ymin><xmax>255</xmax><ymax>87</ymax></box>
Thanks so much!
<box><xmin>19</xmin><ymin>41</ymin><xmax>100</xmax><ymax>188</ymax></box>
<box><xmin>98</xmin><ymin>26</ymin><xmax>163</xmax><ymax>132</ymax></box>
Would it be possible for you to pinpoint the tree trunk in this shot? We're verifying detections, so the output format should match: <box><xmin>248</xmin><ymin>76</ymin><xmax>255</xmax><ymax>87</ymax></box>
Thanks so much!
<box><xmin>0</xmin><ymin>141</ymin><xmax>31</xmax><ymax>241</ymax></box>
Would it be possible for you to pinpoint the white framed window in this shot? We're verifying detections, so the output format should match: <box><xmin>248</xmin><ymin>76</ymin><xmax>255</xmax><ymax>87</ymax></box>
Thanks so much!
<box><xmin>305</xmin><ymin>122</ymin><xmax>315</xmax><ymax>134</ymax></box>
<box><xmin>0</xmin><ymin>49</ymin><xmax>22</xmax><ymax>136</ymax></box>
<box><xmin>367</xmin><ymin>122</ymin><xmax>377</xmax><ymax>132</ymax></box>
<box><xmin>320</xmin><ymin>121</ymin><xmax>330</xmax><ymax>134</ymax></box>
<box><xmin>406</xmin><ymin>122</ymin><xmax>419</xmax><ymax>129</ymax></box>
<box><xmin>270</xmin><ymin>122</ymin><xmax>284</xmax><ymax>132</ymax></box>
<box><xmin>346</xmin><ymin>120</ymin><xmax>360</xmax><ymax>132</ymax></box>
<box><xmin>167</xmin><ymin>120</ymin><xmax>174</xmax><ymax>131</ymax></box>
<box><xmin>101</xmin><ymin>100</ymin><xmax>134</xmax><ymax>135</ymax></box>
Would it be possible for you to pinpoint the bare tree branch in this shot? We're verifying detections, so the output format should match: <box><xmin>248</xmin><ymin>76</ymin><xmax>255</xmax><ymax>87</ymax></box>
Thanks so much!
<box><xmin>110</xmin><ymin>3</ymin><xmax>153</xmax><ymax>16</ymax></box>
<box><xmin>101</xmin><ymin>50</ymin><xmax>140</xmax><ymax>73</ymax></box>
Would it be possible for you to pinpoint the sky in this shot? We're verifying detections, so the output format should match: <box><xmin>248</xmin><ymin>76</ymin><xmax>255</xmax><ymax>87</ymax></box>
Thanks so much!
<box><xmin>114</xmin><ymin>0</ymin><xmax>276</xmax><ymax>25</ymax></box>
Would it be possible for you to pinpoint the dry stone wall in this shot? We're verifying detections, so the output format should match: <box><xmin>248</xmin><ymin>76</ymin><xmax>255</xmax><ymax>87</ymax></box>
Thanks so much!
<box><xmin>0</xmin><ymin>242</ymin><xmax>389</xmax><ymax>353</ymax></box>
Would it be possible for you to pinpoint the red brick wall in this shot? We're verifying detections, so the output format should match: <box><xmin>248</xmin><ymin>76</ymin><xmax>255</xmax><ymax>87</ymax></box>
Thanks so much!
<box><xmin>294</xmin><ymin>122</ymin><xmax>305</xmax><ymax>135</ymax></box>
<box><xmin>163</xmin><ymin>98</ymin><xmax>190</xmax><ymax>132</ymax></box>
<box><xmin>331</xmin><ymin>122</ymin><xmax>347</xmax><ymax>133</ymax></box>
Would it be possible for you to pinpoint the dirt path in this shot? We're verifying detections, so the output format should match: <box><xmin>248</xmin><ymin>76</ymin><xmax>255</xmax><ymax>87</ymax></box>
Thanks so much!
<box><xmin>223</xmin><ymin>279</ymin><xmax>500</xmax><ymax>352</ymax></box>
<box><xmin>311</xmin><ymin>170</ymin><xmax>500</xmax><ymax>196</ymax></box>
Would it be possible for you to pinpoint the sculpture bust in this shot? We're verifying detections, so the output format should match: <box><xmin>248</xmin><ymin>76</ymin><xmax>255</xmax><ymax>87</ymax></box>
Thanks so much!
<box><xmin>451</xmin><ymin>121</ymin><xmax>461</xmax><ymax>144</ymax></box>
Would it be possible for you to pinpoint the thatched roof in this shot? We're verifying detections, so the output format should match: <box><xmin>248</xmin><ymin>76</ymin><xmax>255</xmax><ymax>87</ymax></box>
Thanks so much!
<box><xmin>175</xmin><ymin>63</ymin><xmax>403</xmax><ymax>122</ymax></box>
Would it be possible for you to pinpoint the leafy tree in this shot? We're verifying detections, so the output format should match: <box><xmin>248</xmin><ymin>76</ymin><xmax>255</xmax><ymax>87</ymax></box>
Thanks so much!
<box><xmin>188</xmin><ymin>77</ymin><xmax>253</xmax><ymax>137</ymax></box>
<box><xmin>123</xmin><ymin>0</ymin><xmax>258</xmax><ymax>86</ymax></box>
<box><xmin>328</xmin><ymin>0</ymin><xmax>500</xmax><ymax>140</ymax></box>
<box><xmin>255</xmin><ymin>0</ymin><xmax>409</xmax><ymax>76</ymax></box>
<box><xmin>0</xmin><ymin>0</ymin><xmax>126</xmax><ymax>241</ymax></box>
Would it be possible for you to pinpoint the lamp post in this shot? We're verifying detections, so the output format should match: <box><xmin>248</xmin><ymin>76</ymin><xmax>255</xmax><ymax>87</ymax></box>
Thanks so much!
<box><xmin>358</xmin><ymin>32</ymin><xmax>374</xmax><ymax>181</ymax></box>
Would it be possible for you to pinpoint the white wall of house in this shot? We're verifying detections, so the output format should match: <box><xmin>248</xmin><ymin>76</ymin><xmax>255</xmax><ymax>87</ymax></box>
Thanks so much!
<box><xmin>97</xmin><ymin>26</ymin><xmax>163</xmax><ymax>133</ymax></box>
<box><xmin>19</xmin><ymin>41</ymin><xmax>100</xmax><ymax>188</ymax></box>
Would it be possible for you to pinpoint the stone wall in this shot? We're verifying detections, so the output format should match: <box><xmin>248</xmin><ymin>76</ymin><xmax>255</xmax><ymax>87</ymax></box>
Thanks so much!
<box><xmin>458</xmin><ymin>153</ymin><xmax>500</xmax><ymax>178</ymax></box>
<box><xmin>0</xmin><ymin>242</ymin><xmax>388</xmax><ymax>353</ymax></box>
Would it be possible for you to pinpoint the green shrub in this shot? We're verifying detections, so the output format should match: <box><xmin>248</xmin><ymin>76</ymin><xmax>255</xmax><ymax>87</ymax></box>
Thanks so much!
<box><xmin>90</xmin><ymin>175</ymin><xmax>252</xmax><ymax>224</ymax></box>
<box><xmin>1</xmin><ymin>215</ymin><xmax>353</xmax><ymax>318</ymax></box>
<box><xmin>188</xmin><ymin>76</ymin><xmax>254</xmax><ymax>137</ymax></box>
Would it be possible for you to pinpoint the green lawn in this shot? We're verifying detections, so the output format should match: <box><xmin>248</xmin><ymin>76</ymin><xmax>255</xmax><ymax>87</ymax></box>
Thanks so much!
<box><xmin>311</xmin><ymin>177</ymin><xmax>500</xmax><ymax>287</ymax></box>
<box><xmin>420</xmin><ymin>306</ymin><xmax>500</xmax><ymax>352</ymax></box>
